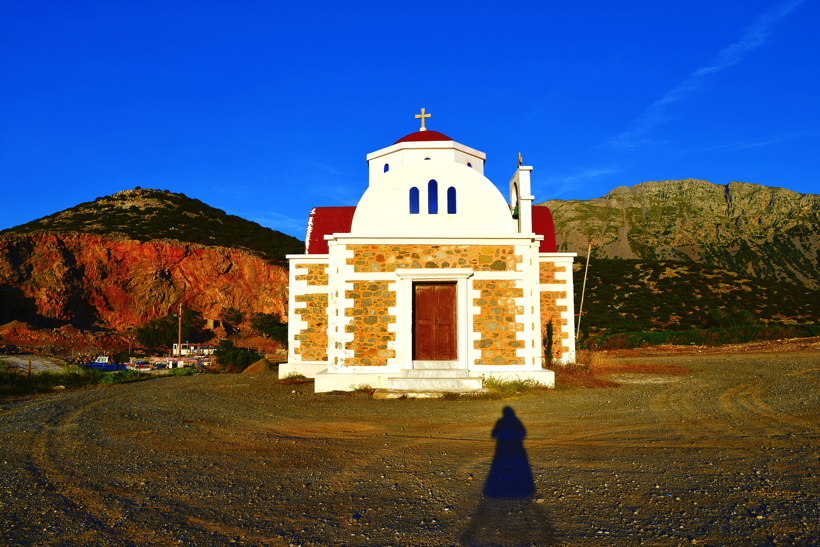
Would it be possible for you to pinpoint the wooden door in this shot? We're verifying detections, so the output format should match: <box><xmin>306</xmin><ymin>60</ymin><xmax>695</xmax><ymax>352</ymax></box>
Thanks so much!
<box><xmin>413</xmin><ymin>283</ymin><xmax>457</xmax><ymax>360</ymax></box>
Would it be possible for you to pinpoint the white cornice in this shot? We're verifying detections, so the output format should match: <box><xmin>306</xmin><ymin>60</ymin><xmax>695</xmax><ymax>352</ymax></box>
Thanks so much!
<box><xmin>366</xmin><ymin>141</ymin><xmax>486</xmax><ymax>162</ymax></box>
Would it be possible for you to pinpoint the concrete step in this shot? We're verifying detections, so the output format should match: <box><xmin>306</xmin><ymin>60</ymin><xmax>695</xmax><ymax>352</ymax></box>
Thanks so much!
<box><xmin>400</xmin><ymin>368</ymin><xmax>472</xmax><ymax>378</ymax></box>
<box><xmin>412</xmin><ymin>360</ymin><xmax>458</xmax><ymax>370</ymax></box>
<box><xmin>386</xmin><ymin>376</ymin><xmax>484</xmax><ymax>391</ymax></box>
<box><xmin>373</xmin><ymin>388</ymin><xmax>489</xmax><ymax>399</ymax></box>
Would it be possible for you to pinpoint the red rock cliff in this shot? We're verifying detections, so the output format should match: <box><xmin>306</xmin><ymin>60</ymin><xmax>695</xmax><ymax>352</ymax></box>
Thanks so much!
<box><xmin>0</xmin><ymin>233</ymin><xmax>288</xmax><ymax>330</ymax></box>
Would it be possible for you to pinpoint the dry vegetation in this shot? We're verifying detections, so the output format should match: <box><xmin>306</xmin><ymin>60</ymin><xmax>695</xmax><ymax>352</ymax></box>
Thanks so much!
<box><xmin>554</xmin><ymin>349</ymin><xmax>693</xmax><ymax>389</ymax></box>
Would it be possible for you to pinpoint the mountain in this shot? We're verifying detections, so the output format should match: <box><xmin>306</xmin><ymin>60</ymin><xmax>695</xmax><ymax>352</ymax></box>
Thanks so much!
<box><xmin>540</xmin><ymin>180</ymin><xmax>820</xmax><ymax>289</ymax></box>
<box><xmin>0</xmin><ymin>188</ymin><xmax>303</xmax><ymax>265</ymax></box>
<box><xmin>2</xmin><ymin>183</ymin><xmax>817</xmax><ymax>340</ymax></box>
<box><xmin>0</xmin><ymin>189</ymin><xmax>300</xmax><ymax>332</ymax></box>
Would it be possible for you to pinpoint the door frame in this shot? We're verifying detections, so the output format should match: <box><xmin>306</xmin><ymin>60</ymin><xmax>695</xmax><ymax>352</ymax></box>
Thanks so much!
<box><xmin>412</xmin><ymin>281</ymin><xmax>458</xmax><ymax>361</ymax></box>
<box><xmin>396</xmin><ymin>269</ymin><xmax>474</xmax><ymax>370</ymax></box>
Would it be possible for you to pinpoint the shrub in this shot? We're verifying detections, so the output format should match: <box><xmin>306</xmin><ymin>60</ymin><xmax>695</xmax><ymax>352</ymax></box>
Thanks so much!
<box><xmin>282</xmin><ymin>372</ymin><xmax>307</xmax><ymax>380</ymax></box>
<box><xmin>135</xmin><ymin>308</ymin><xmax>206</xmax><ymax>350</ymax></box>
<box><xmin>250</xmin><ymin>313</ymin><xmax>288</xmax><ymax>343</ymax></box>
<box><xmin>166</xmin><ymin>367</ymin><xmax>196</xmax><ymax>376</ymax></box>
<box><xmin>483</xmin><ymin>376</ymin><xmax>548</xmax><ymax>396</ymax></box>
<box><xmin>0</xmin><ymin>362</ymin><xmax>150</xmax><ymax>398</ymax></box>
<box><xmin>583</xmin><ymin>324</ymin><xmax>820</xmax><ymax>350</ymax></box>
<box><xmin>220</xmin><ymin>307</ymin><xmax>244</xmax><ymax>327</ymax></box>
<box><xmin>213</xmin><ymin>340</ymin><xmax>260</xmax><ymax>372</ymax></box>
<box><xmin>97</xmin><ymin>369</ymin><xmax>145</xmax><ymax>385</ymax></box>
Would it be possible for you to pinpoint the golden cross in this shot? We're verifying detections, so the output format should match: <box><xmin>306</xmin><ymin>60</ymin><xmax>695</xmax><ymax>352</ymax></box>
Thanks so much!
<box><xmin>518</xmin><ymin>152</ymin><xmax>523</xmax><ymax>166</ymax></box>
<box><xmin>415</xmin><ymin>108</ymin><xmax>431</xmax><ymax>131</ymax></box>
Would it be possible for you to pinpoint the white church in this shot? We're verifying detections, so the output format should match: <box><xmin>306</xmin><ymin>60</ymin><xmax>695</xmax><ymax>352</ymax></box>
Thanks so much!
<box><xmin>280</xmin><ymin>110</ymin><xmax>576</xmax><ymax>394</ymax></box>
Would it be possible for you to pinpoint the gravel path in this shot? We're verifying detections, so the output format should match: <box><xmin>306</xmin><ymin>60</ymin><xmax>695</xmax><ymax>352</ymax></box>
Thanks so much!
<box><xmin>1</xmin><ymin>352</ymin><xmax>818</xmax><ymax>546</ymax></box>
<box><xmin>0</xmin><ymin>355</ymin><xmax>65</xmax><ymax>373</ymax></box>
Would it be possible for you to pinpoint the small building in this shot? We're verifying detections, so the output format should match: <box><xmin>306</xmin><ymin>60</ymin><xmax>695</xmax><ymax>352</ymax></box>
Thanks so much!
<box><xmin>281</xmin><ymin>114</ymin><xmax>576</xmax><ymax>393</ymax></box>
<box><xmin>172</xmin><ymin>343</ymin><xmax>217</xmax><ymax>357</ymax></box>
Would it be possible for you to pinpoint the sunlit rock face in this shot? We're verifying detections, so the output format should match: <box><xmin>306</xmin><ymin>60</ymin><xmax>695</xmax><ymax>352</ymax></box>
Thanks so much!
<box><xmin>0</xmin><ymin>233</ymin><xmax>288</xmax><ymax>330</ymax></box>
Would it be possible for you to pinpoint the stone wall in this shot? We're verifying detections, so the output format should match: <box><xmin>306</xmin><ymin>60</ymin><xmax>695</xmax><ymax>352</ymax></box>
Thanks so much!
<box><xmin>344</xmin><ymin>281</ymin><xmax>396</xmax><ymax>366</ymax></box>
<box><xmin>472</xmin><ymin>280</ymin><xmax>524</xmax><ymax>365</ymax></box>
<box><xmin>294</xmin><ymin>263</ymin><xmax>329</xmax><ymax>286</ymax></box>
<box><xmin>539</xmin><ymin>262</ymin><xmax>566</xmax><ymax>284</ymax></box>
<box><xmin>293</xmin><ymin>294</ymin><xmax>329</xmax><ymax>362</ymax></box>
<box><xmin>540</xmin><ymin>291</ymin><xmax>569</xmax><ymax>361</ymax></box>
<box><xmin>347</xmin><ymin>244</ymin><xmax>521</xmax><ymax>273</ymax></box>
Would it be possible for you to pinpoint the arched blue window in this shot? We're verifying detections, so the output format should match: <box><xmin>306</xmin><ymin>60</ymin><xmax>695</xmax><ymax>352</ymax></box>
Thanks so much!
<box><xmin>409</xmin><ymin>187</ymin><xmax>419</xmax><ymax>214</ymax></box>
<box><xmin>424</xmin><ymin>157</ymin><xmax>431</xmax><ymax>160</ymax></box>
<box><xmin>447</xmin><ymin>186</ymin><xmax>457</xmax><ymax>214</ymax></box>
<box><xmin>384</xmin><ymin>163</ymin><xmax>389</xmax><ymax>173</ymax></box>
<box><xmin>428</xmin><ymin>180</ymin><xmax>438</xmax><ymax>214</ymax></box>
<box><xmin>467</xmin><ymin>162</ymin><xmax>472</xmax><ymax>168</ymax></box>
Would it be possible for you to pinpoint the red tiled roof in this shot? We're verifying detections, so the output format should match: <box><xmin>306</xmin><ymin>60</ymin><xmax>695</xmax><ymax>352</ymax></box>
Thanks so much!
<box><xmin>533</xmin><ymin>206</ymin><xmax>557</xmax><ymax>253</ymax></box>
<box><xmin>305</xmin><ymin>206</ymin><xmax>357</xmax><ymax>254</ymax></box>
<box><xmin>394</xmin><ymin>130</ymin><xmax>453</xmax><ymax>144</ymax></box>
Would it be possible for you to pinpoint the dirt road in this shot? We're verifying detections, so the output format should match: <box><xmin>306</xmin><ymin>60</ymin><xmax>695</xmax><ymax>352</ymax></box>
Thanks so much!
<box><xmin>0</xmin><ymin>354</ymin><xmax>65</xmax><ymax>373</ymax></box>
<box><xmin>1</xmin><ymin>351</ymin><xmax>818</xmax><ymax>546</ymax></box>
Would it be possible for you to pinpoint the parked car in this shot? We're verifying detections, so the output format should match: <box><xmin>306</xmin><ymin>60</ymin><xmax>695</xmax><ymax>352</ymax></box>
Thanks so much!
<box><xmin>127</xmin><ymin>360</ymin><xmax>150</xmax><ymax>370</ymax></box>
<box><xmin>81</xmin><ymin>356</ymin><xmax>128</xmax><ymax>372</ymax></box>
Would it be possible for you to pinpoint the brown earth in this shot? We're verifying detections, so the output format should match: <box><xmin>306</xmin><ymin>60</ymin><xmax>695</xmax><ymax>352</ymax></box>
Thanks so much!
<box><xmin>243</xmin><ymin>358</ymin><xmax>277</xmax><ymax>374</ymax></box>
<box><xmin>1</xmin><ymin>346</ymin><xmax>819</xmax><ymax>546</ymax></box>
<box><xmin>591</xmin><ymin>336</ymin><xmax>820</xmax><ymax>358</ymax></box>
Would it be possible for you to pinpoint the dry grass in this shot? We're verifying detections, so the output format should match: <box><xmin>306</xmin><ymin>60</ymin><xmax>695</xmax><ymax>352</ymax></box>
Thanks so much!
<box><xmin>554</xmin><ymin>366</ymin><xmax>620</xmax><ymax>389</ymax></box>
<box><xmin>242</xmin><ymin>358</ymin><xmax>277</xmax><ymax>374</ymax></box>
<box><xmin>556</xmin><ymin>351</ymin><xmax>692</xmax><ymax>389</ymax></box>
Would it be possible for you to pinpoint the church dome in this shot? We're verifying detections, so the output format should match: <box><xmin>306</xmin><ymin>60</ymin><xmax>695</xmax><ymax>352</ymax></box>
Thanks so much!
<box><xmin>351</xmin><ymin>159</ymin><xmax>515</xmax><ymax>235</ymax></box>
<box><xmin>394</xmin><ymin>130</ymin><xmax>453</xmax><ymax>144</ymax></box>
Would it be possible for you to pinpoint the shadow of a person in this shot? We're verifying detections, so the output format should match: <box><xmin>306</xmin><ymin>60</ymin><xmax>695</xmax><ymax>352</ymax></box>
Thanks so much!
<box><xmin>461</xmin><ymin>406</ymin><xmax>556</xmax><ymax>547</ymax></box>
<box><xmin>483</xmin><ymin>406</ymin><xmax>536</xmax><ymax>498</ymax></box>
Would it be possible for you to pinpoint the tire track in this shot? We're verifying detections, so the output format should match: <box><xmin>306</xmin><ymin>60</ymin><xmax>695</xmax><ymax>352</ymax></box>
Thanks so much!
<box><xmin>26</xmin><ymin>389</ymin><xmax>167</xmax><ymax>545</ymax></box>
<box><xmin>25</xmin><ymin>385</ymin><xmax>294</xmax><ymax>546</ymax></box>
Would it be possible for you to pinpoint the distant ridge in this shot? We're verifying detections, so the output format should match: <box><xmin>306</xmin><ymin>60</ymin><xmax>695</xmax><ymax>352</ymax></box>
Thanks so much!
<box><xmin>540</xmin><ymin>179</ymin><xmax>820</xmax><ymax>289</ymax></box>
<box><xmin>0</xmin><ymin>188</ymin><xmax>303</xmax><ymax>264</ymax></box>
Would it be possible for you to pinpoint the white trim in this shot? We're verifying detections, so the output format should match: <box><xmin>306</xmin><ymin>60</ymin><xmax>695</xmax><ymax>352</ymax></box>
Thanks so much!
<box><xmin>327</xmin><ymin>234</ymin><xmax>546</xmax><ymax>243</ymax></box>
<box><xmin>468</xmin><ymin>271</ymin><xmax>529</xmax><ymax>280</ymax></box>
<box><xmin>395</xmin><ymin>269</ymin><xmax>474</xmax><ymax>280</ymax></box>
<box><xmin>537</xmin><ymin>254</ymin><xmax>578</xmax><ymax>365</ymax></box>
<box><xmin>279</xmin><ymin>363</ymin><xmax>327</xmax><ymax>379</ymax></box>
<box><xmin>394</xmin><ymin>270</ymin><xmax>474</xmax><ymax>371</ymax></box>
<box><xmin>366</xmin><ymin>140</ymin><xmax>486</xmax><ymax>162</ymax></box>
<box><xmin>286</xmin><ymin>254</ymin><xmax>329</xmax><ymax>260</ymax></box>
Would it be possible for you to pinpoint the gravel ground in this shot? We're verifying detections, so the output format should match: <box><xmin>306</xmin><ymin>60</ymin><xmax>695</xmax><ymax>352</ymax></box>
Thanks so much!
<box><xmin>0</xmin><ymin>355</ymin><xmax>65</xmax><ymax>373</ymax></box>
<box><xmin>1</xmin><ymin>351</ymin><xmax>818</xmax><ymax>546</ymax></box>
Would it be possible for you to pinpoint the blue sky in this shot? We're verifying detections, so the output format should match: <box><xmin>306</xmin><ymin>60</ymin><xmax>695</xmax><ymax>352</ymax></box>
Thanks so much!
<box><xmin>2</xmin><ymin>0</ymin><xmax>818</xmax><ymax>239</ymax></box>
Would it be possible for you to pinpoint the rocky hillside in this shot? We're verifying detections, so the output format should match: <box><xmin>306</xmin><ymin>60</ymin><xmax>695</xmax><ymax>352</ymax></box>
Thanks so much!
<box><xmin>0</xmin><ymin>189</ymin><xmax>300</xmax><ymax>334</ymax></box>
<box><xmin>0</xmin><ymin>188</ymin><xmax>303</xmax><ymax>265</ymax></box>
<box><xmin>573</xmin><ymin>258</ymin><xmax>820</xmax><ymax>335</ymax></box>
<box><xmin>0</xmin><ymin>233</ymin><xmax>288</xmax><ymax>331</ymax></box>
<box><xmin>541</xmin><ymin>180</ymin><xmax>820</xmax><ymax>289</ymax></box>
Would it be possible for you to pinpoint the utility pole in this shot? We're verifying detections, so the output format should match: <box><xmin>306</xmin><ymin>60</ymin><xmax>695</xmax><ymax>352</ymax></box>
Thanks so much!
<box><xmin>576</xmin><ymin>242</ymin><xmax>592</xmax><ymax>339</ymax></box>
<box><xmin>177</xmin><ymin>302</ymin><xmax>183</xmax><ymax>367</ymax></box>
